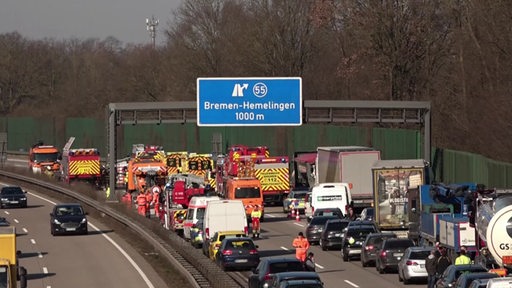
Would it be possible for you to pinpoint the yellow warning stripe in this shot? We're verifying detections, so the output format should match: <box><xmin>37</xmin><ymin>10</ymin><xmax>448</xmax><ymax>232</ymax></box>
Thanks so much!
<box><xmin>69</xmin><ymin>160</ymin><xmax>100</xmax><ymax>175</ymax></box>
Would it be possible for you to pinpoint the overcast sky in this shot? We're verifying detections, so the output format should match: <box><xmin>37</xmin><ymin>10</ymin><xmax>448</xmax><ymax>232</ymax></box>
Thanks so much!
<box><xmin>0</xmin><ymin>0</ymin><xmax>183</xmax><ymax>45</ymax></box>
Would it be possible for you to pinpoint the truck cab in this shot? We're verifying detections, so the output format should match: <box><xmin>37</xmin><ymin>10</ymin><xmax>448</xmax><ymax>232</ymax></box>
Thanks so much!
<box><xmin>0</xmin><ymin>227</ymin><xmax>27</xmax><ymax>288</ymax></box>
<box><xmin>29</xmin><ymin>143</ymin><xmax>60</xmax><ymax>174</ymax></box>
<box><xmin>225</xmin><ymin>177</ymin><xmax>263</xmax><ymax>220</ymax></box>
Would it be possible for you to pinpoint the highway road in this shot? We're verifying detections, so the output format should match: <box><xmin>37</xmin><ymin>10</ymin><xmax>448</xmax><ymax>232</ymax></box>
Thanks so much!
<box><xmin>4</xmin><ymin>156</ymin><xmax>427</xmax><ymax>287</ymax></box>
<box><xmin>0</xmin><ymin>181</ymin><xmax>168</xmax><ymax>288</ymax></box>
<box><xmin>249</xmin><ymin>206</ymin><xmax>427</xmax><ymax>288</ymax></box>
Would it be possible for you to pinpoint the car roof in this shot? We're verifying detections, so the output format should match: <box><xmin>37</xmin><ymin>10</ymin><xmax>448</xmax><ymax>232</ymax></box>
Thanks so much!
<box><xmin>282</xmin><ymin>279</ymin><xmax>323</xmax><ymax>286</ymax></box>
<box><xmin>314</xmin><ymin>208</ymin><xmax>342</xmax><ymax>212</ymax></box>
<box><xmin>216</xmin><ymin>230</ymin><xmax>246</xmax><ymax>235</ymax></box>
<box><xmin>222</xmin><ymin>236</ymin><xmax>253</xmax><ymax>242</ymax></box>
<box><xmin>326</xmin><ymin>219</ymin><xmax>350</xmax><ymax>224</ymax></box>
<box><xmin>367</xmin><ymin>232</ymin><xmax>396</xmax><ymax>237</ymax></box>
<box><xmin>55</xmin><ymin>203</ymin><xmax>83</xmax><ymax>207</ymax></box>
<box><xmin>449</xmin><ymin>264</ymin><xmax>487</xmax><ymax>270</ymax></box>
<box><xmin>348</xmin><ymin>220</ymin><xmax>375</xmax><ymax>225</ymax></box>
<box><xmin>346</xmin><ymin>225</ymin><xmax>376</xmax><ymax>230</ymax></box>
<box><xmin>261</xmin><ymin>257</ymin><xmax>302</xmax><ymax>264</ymax></box>
<box><xmin>406</xmin><ymin>246</ymin><xmax>432</xmax><ymax>251</ymax></box>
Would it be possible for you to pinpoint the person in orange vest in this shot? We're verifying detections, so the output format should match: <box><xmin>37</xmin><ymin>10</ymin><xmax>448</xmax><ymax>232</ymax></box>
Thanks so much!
<box><xmin>136</xmin><ymin>191</ymin><xmax>147</xmax><ymax>216</ymax></box>
<box><xmin>292</xmin><ymin>232</ymin><xmax>310</xmax><ymax>262</ymax></box>
<box><xmin>152</xmin><ymin>186</ymin><xmax>161</xmax><ymax>218</ymax></box>
<box><xmin>145</xmin><ymin>189</ymin><xmax>153</xmax><ymax>218</ymax></box>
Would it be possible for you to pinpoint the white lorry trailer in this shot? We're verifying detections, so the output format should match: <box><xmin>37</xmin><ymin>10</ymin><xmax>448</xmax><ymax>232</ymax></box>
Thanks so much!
<box><xmin>315</xmin><ymin>146</ymin><xmax>380</xmax><ymax>212</ymax></box>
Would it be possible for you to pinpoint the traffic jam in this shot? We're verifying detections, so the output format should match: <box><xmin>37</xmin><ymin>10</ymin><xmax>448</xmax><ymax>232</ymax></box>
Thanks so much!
<box><xmin>20</xmin><ymin>142</ymin><xmax>512</xmax><ymax>288</ymax></box>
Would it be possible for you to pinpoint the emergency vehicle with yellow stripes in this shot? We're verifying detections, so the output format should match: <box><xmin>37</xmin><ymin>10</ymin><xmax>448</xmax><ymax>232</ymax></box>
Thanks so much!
<box><xmin>186</xmin><ymin>153</ymin><xmax>215</xmax><ymax>190</ymax></box>
<box><xmin>220</xmin><ymin>145</ymin><xmax>290</xmax><ymax>204</ymax></box>
<box><xmin>165</xmin><ymin>151</ymin><xmax>188</xmax><ymax>176</ymax></box>
<box><xmin>216</xmin><ymin>145</ymin><xmax>267</xmax><ymax>220</ymax></box>
<box><xmin>59</xmin><ymin>148</ymin><xmax>102</xmax><ymax>186</ymax></box>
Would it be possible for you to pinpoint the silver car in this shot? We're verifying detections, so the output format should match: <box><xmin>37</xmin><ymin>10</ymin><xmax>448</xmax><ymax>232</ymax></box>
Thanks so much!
<box><xmin>397</xmin><ymin>246</ymin><xmax>431</xmax><ymax>284</ymax></box>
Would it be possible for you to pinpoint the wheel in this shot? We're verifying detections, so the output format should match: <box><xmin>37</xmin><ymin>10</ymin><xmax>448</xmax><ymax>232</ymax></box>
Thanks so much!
<box><xmin>403</xmin><ymin>276</ymin><xmax>410</xmax><ymax>285</ymax></box>
<box><xmin>361</xmin><ymin>259</ymin><xmax>368</xmax><ymax>267</ymax></box>
<box><xmin>398</xmin><ymin>269</ymin><xmax>403</xmax><ymax>282</ymax></box>
<box><xmin>320</xmin><ymin>240</ymin><xmax>327</xmax><ymax>251</ymax></box>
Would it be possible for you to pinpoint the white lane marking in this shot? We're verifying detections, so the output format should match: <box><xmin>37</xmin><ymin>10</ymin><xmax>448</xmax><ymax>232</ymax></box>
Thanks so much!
<box><xmin>315</xmin><ymin>263</ymin><xmax>324</xmax><ymax>269</ymax></box>
<box><xmin>265</xmin><ymin>214</ymin><xmax>276</xmax><ymax>218</ymax></box>
<box><xmin>3</xmin><ymin>211</ymin><xmax>9</xmax><ymax>215</ymax></box>
<box><xmin>293</xmin><ymin>222</ymin><xmax>305</xmax><ymax>227</ymax></box>
<box><xmin>280</xmin><ymin>246</ymin><xmax>289</xmax><ymax>251</ymax></box>
<box><xmin>43</xmin><ymin>267</ymin><xmax>48</xmax><ymax>274</ymax></box>
<box><xmin>87</xmin><ymin>222</ymin><xmax>155</xmax><ymax>288</ymax></box>
<box><xmin>14</xmin><ymin>219</ymin><xmax>19</xmax><ymax>223</ymax></box>
<box><xmin>29</xmin><ymin>192</ymin><xmax>57</xmax><ymax>205</ymax></box>
<box><xmin>23</xmin><ymin>228</ymin><xmax>28</xmax><ymax>233</ymax></box>
<box><xmin>3</xmin><ymin>184</ymin><xmax>155</xmax><ymax>288</ymax></box>
<box><xmin>344</xmin><ymin>280</ymin><xmax>359</xmax><ymax>287</ymax></box>
<box><xmin>38</xmin><ymin>252</ymin><xmax>43</xmax><ymax>258</ymax></box>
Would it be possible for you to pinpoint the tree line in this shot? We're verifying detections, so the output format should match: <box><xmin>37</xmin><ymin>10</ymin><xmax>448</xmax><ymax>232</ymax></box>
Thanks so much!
<box><xmin>1</xmin><ymin>0</ymin><xmax>511</xmax><ymax>162</ymax></box>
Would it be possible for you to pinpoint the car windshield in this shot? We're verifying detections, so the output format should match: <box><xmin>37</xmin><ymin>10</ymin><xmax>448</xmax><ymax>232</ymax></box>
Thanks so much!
<box><xmin>196</xmin><ymin>208</ymin><xmax>205</xmax><ymax>220</ymax></box>
<box><xmin>226</xmin><ymin>240</ymin><xmax>255</xmax><ymax>250</ymax></box>
<box><xmin>34</xmin><ymin>152</ymin><xmax>59</xmax><ymax>162</ymax></box>
<box><xmin>56</xmin><ymin>206</ymin><xmax>84</xmax><ymax>216</ymax></box>
<box><xmin>409</xmin><ymin>250</ymin><xmax>430</xmax><ymax>259</ymax></box>
<box><xmin>1</xmin><ymin>187</ymin><xmax>23</xmax><ymax>195</ymax></box>
<box><xmin>269</xmin><ymin>262</ymin><xmax>305</xmax><ymax>273</ymax></box>
<box><xmin>235</xmin><ymin>187</ymin><xmax>261</xmax><ymax>198</ymax></box>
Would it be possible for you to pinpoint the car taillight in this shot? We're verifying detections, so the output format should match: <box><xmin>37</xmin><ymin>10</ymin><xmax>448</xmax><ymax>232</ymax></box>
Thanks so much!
<box><xmin>406</xmin><ymin>261</ymin><xmax>418</xmax><ymax>266</ymax></box>
<box><xmin>380</xmin><ymin>251</ymin><xmax>387</xmax><ymax>257</ymax></box>
<box><xmin>205</xmin><ymin>228</ymin><xmax>209</xmax><ymax>237</ymax></box>
<box><xmin>244</xmin><ymin>226</ymin><xmax>248</xmax><ymax>235</ymax></box>
<box><xmin>365</xmin><ymin>245</ymin><xmax>374</xmax><ymax>251</ymax></box>
<box><xmin>222</xmin><ymin>250</ymin><xmax>233</xmax><ymax>256</ymax></box>
<box><xmin>249</xmin><ymin>249</ymin><xmax>258</xmax><ymax>255</ymax></box>
<box><xmin>263</xmin><ymin>274</ymin><xmax>271</xmax><ymax>281</ymax></box>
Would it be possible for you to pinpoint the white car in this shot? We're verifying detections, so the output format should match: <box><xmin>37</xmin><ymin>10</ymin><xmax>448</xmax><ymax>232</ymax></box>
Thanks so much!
<box><xmin>397</xmin><ymin>246</ymin><xmax>431</xmax><ymax>284</ymax></box>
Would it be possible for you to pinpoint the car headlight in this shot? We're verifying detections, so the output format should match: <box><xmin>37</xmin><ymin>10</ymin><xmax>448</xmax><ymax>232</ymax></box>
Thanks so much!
<box><xmin>81</xmin><ymin>218</ymin><xmax>87</xmax><ymax>224</ymax></box>
<box><xmin>53</xmin><ymin>219</ymin><xmax>61</xmax><ymax>224</ymax></box>
<box><xmin>0</xmin><ymin>198</ymin><xmax>7</xmax><ymax>201</ymax></box>
<box><xmin>20</xmin><ymin>197</ymin><xmax>27</xmax><ymax>201</ymax></box>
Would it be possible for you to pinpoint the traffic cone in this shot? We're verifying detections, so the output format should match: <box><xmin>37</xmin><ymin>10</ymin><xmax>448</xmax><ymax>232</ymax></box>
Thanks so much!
<box><xmin>295</xmin><ymin>209</ymin><xmax>300</xmax><ymax>221</ymax></box>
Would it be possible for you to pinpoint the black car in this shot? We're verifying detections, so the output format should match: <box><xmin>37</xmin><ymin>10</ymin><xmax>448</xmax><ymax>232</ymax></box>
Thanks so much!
<box><xmin>320</xmin><ymin>219</ymin><xmax>350</xmax><ymax>250</ymax></box>
<box><xmin>216</xmin><ymin>237</ymin><xmax>260</xmax><ymax>271</ymax></box>
<box><xmin>306</xmin><ymin>216</ymin><xmax>339</xmax><ymax>245</ymax></box>
<box><xmin>50</xmin><ymin>203</ymin><xmax>88</xmax><ymax>235</ymax></box>
<box><xmin>274</xmin><ymin>279</ymin><xmax>324</xmax><ymax>288</ymax></box>
<box><xmin>308</xmin><ymin>208</ymin><xmax>344</xmax><ymax>223</ymax></box>
<box><xmin>436</xmin><ymin>264</ymin><xmax>488</xmax><ymax>288</ymax></box>
<box><xmin>360</xmin><ymin>232</ymin><xmax>397</xmax><ymax>267</ymax></box>
<box><xmin>0</xmin><ymin>186</ymin><xmax>28</xmax><ymax>208</ymax></box>
<box><xmin>375</xmin><ymin>238</ymin><xmax>415</xmax><ymax>273</ymax></box>
<box><xmin>268</xmin><ymin>271</ymin><xmax>322</xmax><ymax>288</ymax></box>
<box><xmin>454</xmin><ymin>272</ymin><xmax>499</xmax><ymax>288</ymax></box>
<box><xmin>248</xmin><ymin>257</ymin><xmax>305</xmax><ymax>288</ymax></box>
<box><xmin>341</xmin><ymin>224</ymin><xmax>378</xmax><ymax>261</ymax></box>
<box><xmin>346</xmin><ymin>220</ymin><xmax>379</xmax><ymax>231</ymax></box>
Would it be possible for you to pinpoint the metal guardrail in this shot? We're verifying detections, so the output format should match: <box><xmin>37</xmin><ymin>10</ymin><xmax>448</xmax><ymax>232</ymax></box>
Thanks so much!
<box><xmin>0</xmin><ymin>168</ymin><xmax>243</xmax><ymax>288</ymax></box>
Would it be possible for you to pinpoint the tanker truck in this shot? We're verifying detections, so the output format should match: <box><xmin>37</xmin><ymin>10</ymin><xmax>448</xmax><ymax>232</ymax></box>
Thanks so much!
<box><xmin>473</xmin><ymin>188</ymin><xmax>512</xmax><ymax>271</ymax></box>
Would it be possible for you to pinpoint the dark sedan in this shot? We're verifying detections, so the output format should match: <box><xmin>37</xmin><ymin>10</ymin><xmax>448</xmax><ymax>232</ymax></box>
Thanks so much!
<box><xmin>375</xmin><ymin>238</ymin><xmax>415</xmax><ymax>273</ymax></box>
<box><xmin>306</xmin><ymin>216</ymin><xmax>339</xmax><ymax>245</ymax></box>
<box><xmin>360</xmin><ymin>232</ymin><xmax>397</xmax><ymax>267</ymax></box>
<box><xmin>320</xmin><ymin>219</ymin><xmax>350</xmax><ymax>250</ymax></box>
<box><xmin>436</xmin><ymin>264</ymin><xmax>488</xmax><ymax>288</ymax></box>
<box><xmin>248</xmin><ymin>257</ymin><xmax>305</xmax><ymax>288</ymax></box>
<box><xmin>216</xmin><ymin>237</ymin><xmax>260</xmax><ymax>271</ymax></box>
<box><xmin>50</xmin><ymin>203</ymin><xmax>88</xmax><ymax>235</ymax></box>
<box><xmin>0</xmin><ymin>186</ymin><xmax>28</xmax><ymax>208</ymax></box>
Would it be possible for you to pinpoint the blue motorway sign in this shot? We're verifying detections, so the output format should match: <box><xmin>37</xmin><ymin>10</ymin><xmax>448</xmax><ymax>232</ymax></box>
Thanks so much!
<box><xmin>197</xmin><ymin>77</ymin><xmax>302</xmax><ymax>126</ymax></box>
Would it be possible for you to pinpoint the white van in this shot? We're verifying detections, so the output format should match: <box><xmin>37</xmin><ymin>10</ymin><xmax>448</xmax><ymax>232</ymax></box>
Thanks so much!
<box><xmin>305</xmin><ymin>182</ymin><xmax>352</xmax><ymax>218</ymax></box>
<box><xmin>486</xmin><ymin>277</ymin><xmax>512</xmax><ymax>288</ymax></box>
<box><xmin>203</xmin><ymin>199</ymin><xmax>248</xmax><ymax>241</ymax></box>
<box><xmin>183</xmin><ymin>195</ymin><xmax>221</xmax><ymax>240</ymax></box>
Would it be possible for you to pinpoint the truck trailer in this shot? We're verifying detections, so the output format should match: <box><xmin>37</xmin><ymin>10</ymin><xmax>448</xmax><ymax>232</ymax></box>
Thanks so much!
<box><xmin>372</xmin><ymin>159</ymin><xmax>428</xmax><ymax>238</ymax></box>
<box><xmin>315</xmin><ymin>146</ymin><xmax>380</xmax><ymax>211</ymax></box>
